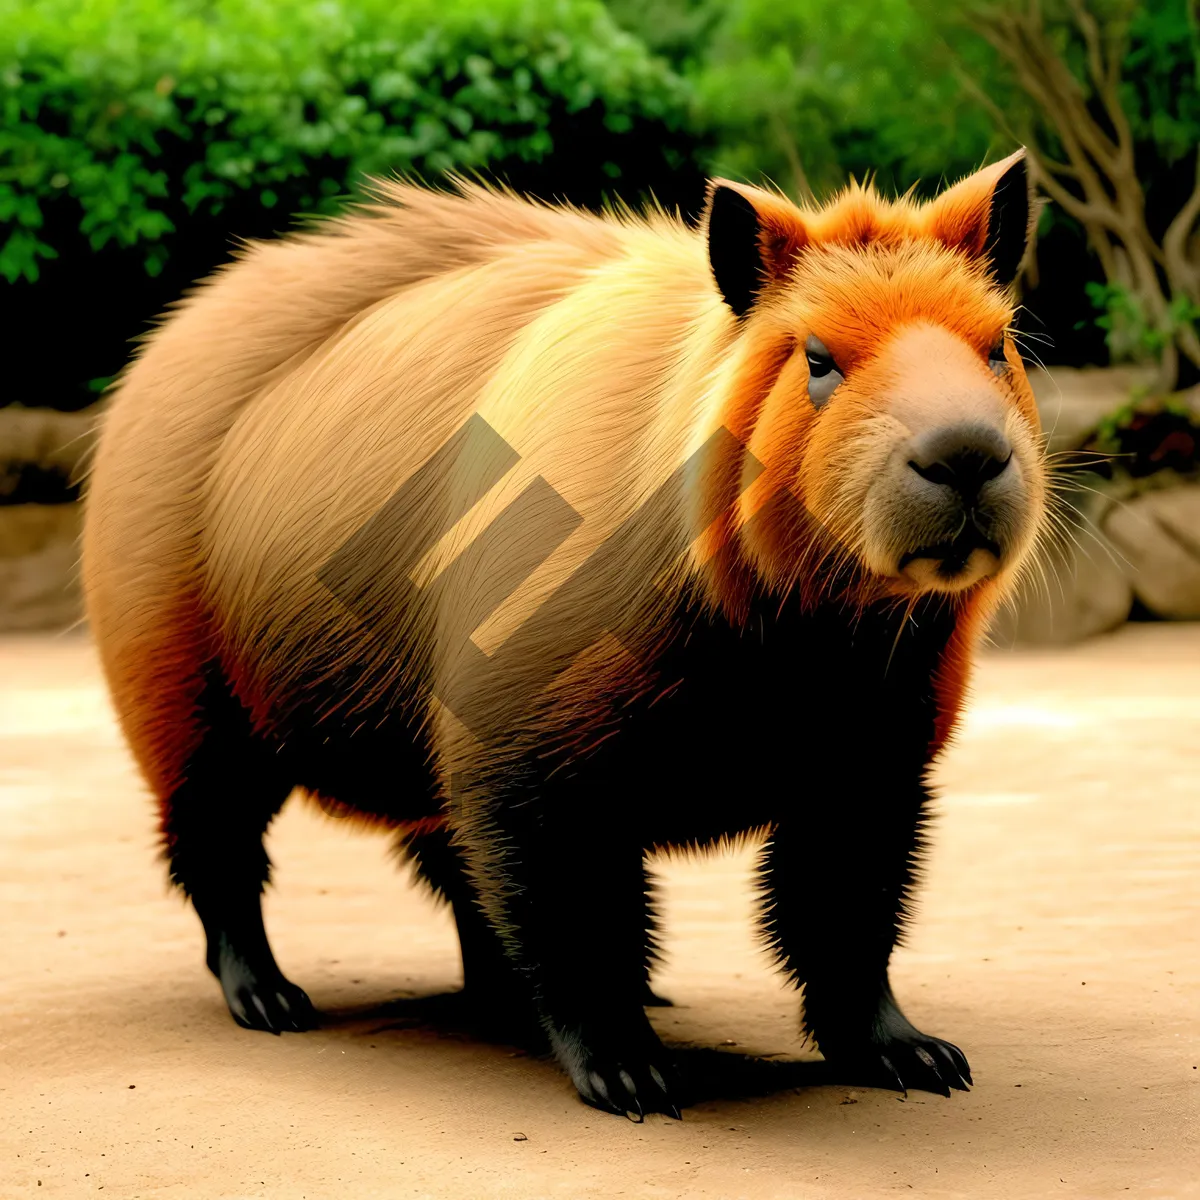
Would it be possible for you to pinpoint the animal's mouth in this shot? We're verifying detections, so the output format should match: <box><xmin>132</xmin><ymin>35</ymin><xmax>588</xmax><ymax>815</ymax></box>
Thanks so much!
<box><xmin>898</xmin><ymin>522</ymin><xmax>1002</xmax><ymax>579</ymax></box>
<box><xmin>896</xmin><ymin>516</ymin><xmax>1003</xmax><ymax>590</ymax></box>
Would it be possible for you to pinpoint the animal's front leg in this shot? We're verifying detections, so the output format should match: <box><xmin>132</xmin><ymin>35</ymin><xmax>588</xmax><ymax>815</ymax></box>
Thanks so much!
<box><xmin>758</xmin><ymin>783</ymin><xmax>972</xmax><ymax>1096</ymax></box>
<box><xmin>455</xmin><ymin>784</ymin><xmax>681</xmax><ymax>1119</ymax></box>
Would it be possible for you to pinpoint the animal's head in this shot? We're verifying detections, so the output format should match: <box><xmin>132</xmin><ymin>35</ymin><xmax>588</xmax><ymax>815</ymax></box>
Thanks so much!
<box><xmin>701</xmin><ymin>150</ymin><xmax>1047</xmax><ymax>609</ymax></box>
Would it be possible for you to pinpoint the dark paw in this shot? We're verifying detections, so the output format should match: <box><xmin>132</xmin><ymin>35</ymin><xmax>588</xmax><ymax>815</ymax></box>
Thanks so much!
<box><xmin>215</xmin><ymin>946</ymin><xmax>317</xmax><ymax>1035</ymax></box>
<box><xmin>833</xmin><ymin>1032</ymin><xmax>972</xmax><ymax>1098</ymax></box>
<box><xmin>548</xmin><ymin>1021</ymin><xmax>683</xmax><ymax>1120</ymax></box>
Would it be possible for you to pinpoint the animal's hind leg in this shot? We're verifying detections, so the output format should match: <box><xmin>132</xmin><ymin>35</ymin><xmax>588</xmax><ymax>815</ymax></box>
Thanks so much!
<box><xmin>403</xmin><ymin>825</ymin><xmax>671</xmax><ymax>1019</ymax></box>
<box><xmin>400</xmin><ymin>824</ymin><xmax>525</xmax><ymax>1017</ymax></box>
<box><xmin>454</xmin><ymin>776</ymin><xmax>681</xmax><ymax>1119</ymax></box>
<box><xmin>162</xmin><ymin>671</ymin><xmax>316</xmax><ymax>1034</ymax></box>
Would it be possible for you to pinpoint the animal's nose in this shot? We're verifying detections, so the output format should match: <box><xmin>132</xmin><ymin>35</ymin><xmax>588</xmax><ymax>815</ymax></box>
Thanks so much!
<box><xmin>907</xmin><ymin>422</ymin><xmax>1012</xmax><ymax>499</ymax></box>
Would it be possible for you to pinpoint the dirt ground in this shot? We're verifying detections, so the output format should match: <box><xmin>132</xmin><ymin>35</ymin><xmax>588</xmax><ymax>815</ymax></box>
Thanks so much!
<box><xmin>1</xmin><ymin>625</ymin><xmax>1197</xmax><ymax>1199</ymax></box>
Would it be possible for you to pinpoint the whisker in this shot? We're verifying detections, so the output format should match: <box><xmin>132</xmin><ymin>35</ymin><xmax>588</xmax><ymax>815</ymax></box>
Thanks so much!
<box><xmin>1020</xmin><ymin>345</ymin><xmax>1064</xmax><ymax>448</ymax></box>
<box><xmin>885</xmin><ymin>594</ymin><xmax>920</xmax><ymax>676</ymax></box>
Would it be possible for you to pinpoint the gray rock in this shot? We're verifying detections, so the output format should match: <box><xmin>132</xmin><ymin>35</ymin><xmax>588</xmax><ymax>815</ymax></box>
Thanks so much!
<box><xmin>0</xmin><ymin>503</ymin><xmax>83</xmax><ymax>633</ymax></box>
<box><xmin>989</xmin><ymin>497</ymin><xmax>1132</xmax><ymax>647</ymax></box>
<box><xmin>0</xmin><ymin>403</ymin><xmax>103</xmax><ymax>499</ymax></box>
<box><xmin>1027</xmin><ymin>364</ymin><xmax>1156</xmax><ymax>455</ymax></box>
<box><xmin>1105</xmin><ymin>485</ymin><xmax>1200</xmax><ymax>619</ymax></box>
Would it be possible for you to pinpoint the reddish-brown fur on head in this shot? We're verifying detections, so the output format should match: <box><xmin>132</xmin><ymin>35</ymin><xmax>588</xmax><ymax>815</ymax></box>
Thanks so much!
<box><xmin>697</xmin><ymin>152</ymin><xmax>1046</xmax><ymax>624</ymax></box>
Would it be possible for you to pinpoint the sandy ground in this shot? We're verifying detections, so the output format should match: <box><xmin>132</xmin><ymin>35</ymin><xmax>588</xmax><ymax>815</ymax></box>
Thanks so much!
<box><xmin>1</xmin><ymin>626</ymin><xmax>1197</xmax><ymax>1199</ymax></box>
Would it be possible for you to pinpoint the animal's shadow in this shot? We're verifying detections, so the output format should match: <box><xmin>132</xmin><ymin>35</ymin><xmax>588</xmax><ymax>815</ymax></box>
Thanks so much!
<box><xmin>318</xmin><ymin>988</ymin><xmax>843</xmax><ymax>1106</ymax></box>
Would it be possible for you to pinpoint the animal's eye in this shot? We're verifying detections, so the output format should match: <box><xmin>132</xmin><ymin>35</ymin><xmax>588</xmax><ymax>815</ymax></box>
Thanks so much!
<box><xmin>805</xmin><ymin>344</ymin><xmax>835</xmax><ymax>378</ymax></box>
<box><xmin>988</xmin><ymin>336</ymin><xmax>1009</xmax><ymax>375</ymax></box>
<box><xmin>804</xmin><ymin>334</ymin><xmax>843</xmax><ymax>408</ymax></box>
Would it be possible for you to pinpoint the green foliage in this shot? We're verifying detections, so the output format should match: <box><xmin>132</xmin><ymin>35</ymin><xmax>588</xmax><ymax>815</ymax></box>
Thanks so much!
<box><xmin>604</xmin><ymin>0</ymin><xmax>726</xmax><ymax>71</ymax></box>
<box><xmin>1085</xmin><ymin>280</ymin><xmax>1200</xmax><ymax>365</ymax></box>
<box><xmin>612</xmin><ymin>0</ymin><xmax>1018</xmax><ymax>200</ymax></box>
<box><xmin>0</xmin><ymin>0</ymin><xmax>693</xmax><ymax>285</ymax></box>
<box><xmin>608</xmin><ymin>0</ymin><xmax>1200</xmax><ymax>377</ymax></box>
<box><xmin>6</xmin><ymin>0</ymin><xmax>1198</xmax><ymax>412</ymax></box>
<box><xmin>1122</xmin><ymin>0</ymin><xmax>1200</xmax><ymax>166</ymax></box>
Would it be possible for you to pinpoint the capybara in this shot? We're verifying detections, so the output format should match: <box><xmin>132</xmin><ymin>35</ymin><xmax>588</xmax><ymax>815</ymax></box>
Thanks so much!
<box><xmin>83</xmin><ymin>149</ymin><xmax>1046</xmax><ymax>1118</ymax></box>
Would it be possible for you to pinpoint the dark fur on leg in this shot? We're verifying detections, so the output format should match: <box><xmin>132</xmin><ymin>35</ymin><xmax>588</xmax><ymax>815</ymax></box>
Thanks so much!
<box><xmin>163</xmin><ymin>667</ymin><xmax>315</xmax><ymax>1034</ymax></box>
<box><xmin>733</xmin><ymin>595</ymin><xmax>974</xmax><ymax>1097</ymax></box>
<box><xmin>453</xmin><ymin>775</ymin><xmax>681</xmax><ymax>1120</ymax></box>
<box><xmin>403</xmin><ymin>824</ymin><xmax>671</xmax><ymax>1020</ymax></box>
<box><xmin>758</xmin><ymin>796</ymin><xmax>971</xmax><ymax>1097</ymax></box>
<box><xmin>399</xmin><ymin>824</ymin><xmax>537</xmax><ymax>1036</ymax></box>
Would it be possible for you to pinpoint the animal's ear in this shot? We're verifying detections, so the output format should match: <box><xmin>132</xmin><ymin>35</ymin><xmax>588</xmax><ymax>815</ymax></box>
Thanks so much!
<box><xmin>704</xmin><ymin>179</ymin><xmax>808</xmax><ymax>317</ymax></box>
<box><xmin>925</xmin><ymin>149</ymin><xmax>1033</xmax><ymax>287</ymax></box>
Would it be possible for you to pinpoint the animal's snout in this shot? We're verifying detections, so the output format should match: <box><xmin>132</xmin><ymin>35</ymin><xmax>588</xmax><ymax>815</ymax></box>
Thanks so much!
<box><xmin>881</xmin><ymin>420</ymin><xmax>1026</xmax><ymax>592</ymax></box>
<box><xmin>849</xmin><ymin>325</ymin><xmax>1045</xmax><ymax>598</ymax></box>
<box><xmin>906</xmin><ymin>422</ymin><xmax>1012</xmax><ymax>502</ymax></box>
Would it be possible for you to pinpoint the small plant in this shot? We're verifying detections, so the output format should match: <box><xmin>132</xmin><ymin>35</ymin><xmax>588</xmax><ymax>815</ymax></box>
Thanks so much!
<box><xmin>1076</xmin><ymin>279</ymin><xmax>1200</xmax><ymax>487</ymax></box>
<box><xmin>1084</xmin><ymin>280</ymin><xmax>1200</xmax><ymax>378</ymax></box>
<box><xmin>963</xmin><ymin>0</ymin><xmax>1200</xmax><ymax>392</ymax></box>
<box><xmin>1084</xmin><ymin>394</ymin><xmax>1200</xmax><ymax>483</ymax></box>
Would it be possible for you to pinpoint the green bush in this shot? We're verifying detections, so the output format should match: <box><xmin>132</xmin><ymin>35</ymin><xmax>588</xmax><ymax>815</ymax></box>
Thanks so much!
<box><xmin>613</xmin><ymin>0</ymin><xmax>1017</xmax><ymax>200</ymax></box>
<box><xmin>0</xmin><ymin>0</ymin><xmax>702</xmax><ymax>408</ymax></box>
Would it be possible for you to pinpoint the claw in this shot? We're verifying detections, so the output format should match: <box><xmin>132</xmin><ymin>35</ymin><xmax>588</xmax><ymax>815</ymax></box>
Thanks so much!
<box><xmin>277</xmin><ymin>987</ymin><xmax>317</xmax><ymax>1032</ymax></box>
<box><xmin>944</xmin><ymin>1044</ymin><xmax>972</xmax><ymax>1089</ymax></box>
<box><xmin>217</xmin><ymin>943</ymin><xmax>315</xmax><ymax>1036</ymax></box>
<box><xmin>248</xmin><ymin>992</ymin><xmax>276</xmax><ymax>1035</ymax></box>
<box><xmin>826</xmin><ymin>1024</ymin><xmax>970</xmax><ymax>1100</ymax></box>
<box><xmin>580</xmin><ymin>1062</ymin><xmax>680</xmax><ymax>1118</ymax></box>
<box><xmin>551</xmin><ymin>1019</ymin><xmax>681</xmax><ymax>1119</ymax></box>
<box><xmin>913</xmin><ymin>1046</ymin><xmax>950</xmax><ymax>1097</ymax></box>
<box><xmin>588</xmin><ymin>1070</ymin><xmax>614</xmax><ymax>1111</ymax></box>
<box><xmin>931</xmin><ymin>1041</ymin><xmax>971</xmax><ymax>1090</ymax></box>
<box><xmin>618</xmin><ymin>1070</ymin><xmax>645</xmax><ymax>1121</ymax></box>
<box><xmin>879</xmin><ymin>1053</ymin><xmax>908</xmax><ymax>1098</ymax></box>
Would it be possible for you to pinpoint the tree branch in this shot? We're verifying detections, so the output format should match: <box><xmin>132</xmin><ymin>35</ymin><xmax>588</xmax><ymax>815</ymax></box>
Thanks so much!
<box><xmin>977</xmin><ymin>8</ymin><xmax>1120</xmax><ymax>191</ymax></box>
<box><xmin>963</xmin><ymin>0</ymin><xmax>1196</xmax><ymax>386</ymax></box>
<box><xmin>1066</xmin><ymin>0</ymin><xmax>1137</xmax><ymax>175</ymax></box>
<box><xmin>1163</xmin><ymin>155</ymin><xmax>1200</xmax><ymax>300</ymax></box>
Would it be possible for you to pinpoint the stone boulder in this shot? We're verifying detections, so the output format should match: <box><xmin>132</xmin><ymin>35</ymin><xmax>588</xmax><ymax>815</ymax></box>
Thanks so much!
<box><xmin>1105</xmin><ymin>485</ymin><xmax>1200</xmax><ymax>619</ymax></box>
<box><xmin>988</xmin><ymin>498</ymin><xmax>1133</xmax><ymax>647</ymax></box>
<box><xmin>0</xmin><ymin>503</ymin><xmax>83</xmax><ymax>633</ymax></box>
<box><xmin>0</xmin><ymin>403</ymin><xmax>101</xmax><ymax>501</ymax></box>
<box><xmin>1026</xmin><ymin>364</ymin><xmax>1157</xmax><ymax>454</ymax></box>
